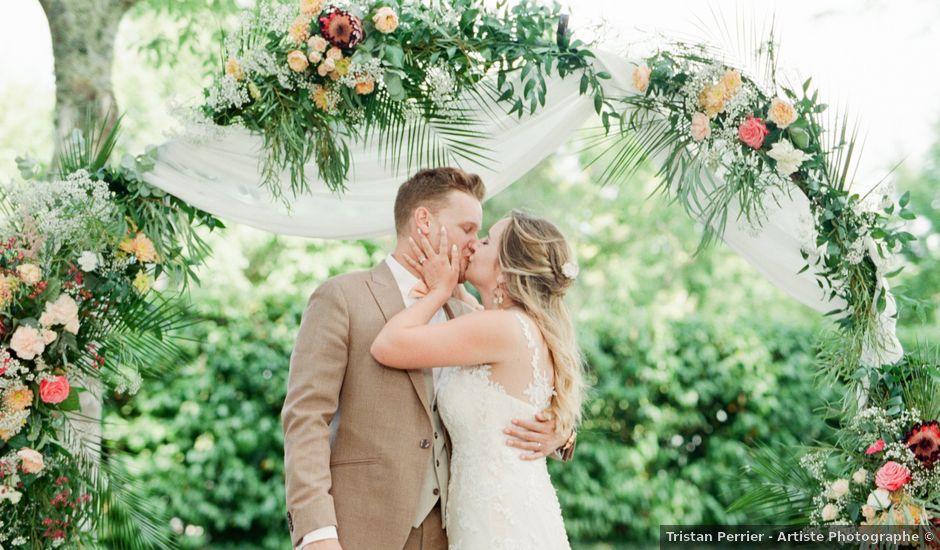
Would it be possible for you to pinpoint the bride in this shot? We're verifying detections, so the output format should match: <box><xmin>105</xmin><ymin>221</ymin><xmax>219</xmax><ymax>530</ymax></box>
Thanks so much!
<box><xmin>371</xmin><ymin>210</ymin><xmax>584</xmax><ymax>549</ymax></box>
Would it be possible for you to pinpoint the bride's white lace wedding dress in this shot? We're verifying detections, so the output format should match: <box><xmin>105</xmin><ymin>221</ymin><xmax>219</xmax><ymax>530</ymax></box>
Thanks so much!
<box><xmin>437</xmin><ymin>311</ymin><xmax>571</xmax><ymax>550</ymax></box>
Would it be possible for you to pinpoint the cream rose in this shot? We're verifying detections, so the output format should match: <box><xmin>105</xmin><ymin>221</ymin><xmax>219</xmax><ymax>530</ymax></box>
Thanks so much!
<box><xmin>39</xmin><ymin>294</ymin><xmax>80</xmax><ymax>335</ymax></box>
<box><xmin>866</xmin><ymin>488</ymin><xmax>891</xmax><ymax>510</ymax></box>
<box><xmin>17</xmin><ymin>448</ymin><xmax>45</xmax><ymax>474</ymax></box>
<box><xmin>326</xmin><ymin>47</ymin><xmax>343</xmax><ymax>61</ymax></box>
<box><xmin>852</xmin><ymin>467</ymin><xmax>868</xmax><ymax>485</ymax></box>
<box><xmin>16</xmin><ymin>264</ymin><xmax>41</xmax><ymax>285</ymax></box>
<box><xmin>10</xmin><ymin>325</ymin><xmax>46</xmax><ymax>360</ymax></box>
<box><xmin>287</xmin><ymin>50</ymin><xmax>309</xmax><ymax>72</ymax></box>
<box><xmin>307</xmin><ymin>35</ymin><xmax>328</xmax><ymax>52</ymax></box>
<box><xmin>826</xmin><ymin>479</ymin><xmax>849</xmax><ymax>500</ymax></box>
<box><xmin>317</xmin><ymin>58</ymin><xmax>336</xmax><ymax>77</ymax></box>
<box><xmin>690</xmin><ymin>112</ymin><xmax>711</xmax><ymax>142</ymax></box>
<box><xmin>77</xmin><ymin>251</ymin><xmax>99</xmax><ymax>272</ymax></box>
<box><xmin>308</xmin><ymin>50</ymin><xmax>323</xmax><ymax>64</ymax></box>
<box><xmin>767</xmin><ymin>139</ymin><xmax>806</xmax><ymax>176</ymax></box>
<box><xmin>767</xmin><ymin>97</ymin><xmax>797</xmax><ymax>128</ymax></box>
<box><xmin>632</xmin><ymin>64</ymin><xmax>651</xmax><ymax>94</ymax></box>
<box><xmin>820</xmin><ymin>503</ymin><xmax>839</xmax><ymax>522</ymax></box>
<box><xmin>373</xmin><ymin>6</ymin><xmax>399</xmax><ymax>34</ymax></box>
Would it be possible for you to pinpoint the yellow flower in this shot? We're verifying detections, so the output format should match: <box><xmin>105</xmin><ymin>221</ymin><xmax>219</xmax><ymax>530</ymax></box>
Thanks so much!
<box><xmin>0</xmin><ymin>427</ymin><xmax>14</xmax><ymax>442</ymax></box>
<box><xmin>373</xmin><ymin>6</ymin><xmax>399</xmax><ymax>34</ymax></box>
<box><xmin>225</xmin><ymin>58</ymin><xmax>245</xmax><ymax>81</ymax></box>
<box><xmin>698</xmin><ymin>83</ymin><xmax>727</xmax><ymax>118</ymax></box>
<box><xmin>119</xmin><ymin>232</ymin><xmax>160</xmax><ymax>263</ymax></box>
<box><xmin>355</xmin><ymin>78</ymin><xmax>376</xmax><ymax>95</ymax></box>
<box><xmin>289</xmin><ymin>15</ymin><xmax>311</xmax><ymax>44</ymax></box>
<box><xmin>333</xmin><ymin>57</ymin><xmax>351</xmax><ymax>77</ymax></box>
<box><xmin>3</xmin><ymin>386</ymin><xmax>34</xmax><ymax>412</ymax></box>
<box><xmin>132</xmin><ymin>271</ymin><xmax>154</xmax><ymax>295</ymax></box>
<box><xmin>767</xmin><ymin>97</ymin><xmax>798</xmax><ymax>129</ymax></box>
<box><xmin>311</xmin><ymin>85</ymin><xmax>330</xmax><ymax>110</ymax></box>
<box><xmin>300</xmin><ymin>0</ymin><xmax>324</xmax><ymax>16</ymax></box>
<box><xmin>0</xmin><ymin>275</ymin><xmax>17</xmax><ymax>309</ymax></box>
<box><xmin>719</xmin><ymin>69</ymin><xmax>742</xmax><ymax>99</ymax></box>
<box><xmin>248</xmin><ymin>81</ymin><xmax>261</xmax><ymax>100</ymax></box>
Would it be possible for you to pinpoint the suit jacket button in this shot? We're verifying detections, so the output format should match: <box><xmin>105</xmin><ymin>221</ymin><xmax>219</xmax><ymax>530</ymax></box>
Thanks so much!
<box><xmin>420</xmin><ymin>439</ymin><xmax>431</xmax><ymax>449</ymax></box>
<box><xmin>433</xmin><ymin>431</ymin><xmax>439</xmax><ymax>439</ymax></box>
<box><xmin>433</xmin><ymin>488</ymin><xmax>440</xmax><ymax>496</ymax></box>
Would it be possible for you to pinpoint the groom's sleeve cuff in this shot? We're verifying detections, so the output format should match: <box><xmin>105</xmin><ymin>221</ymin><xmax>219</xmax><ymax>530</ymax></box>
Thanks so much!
<box><xmin>296</xmin><ymin>526</ymin><xmax>338</xmax><ymax>549</ymax></box>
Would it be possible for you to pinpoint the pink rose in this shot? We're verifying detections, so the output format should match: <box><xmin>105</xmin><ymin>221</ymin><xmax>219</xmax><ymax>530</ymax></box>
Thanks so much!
<box><xmin>738</xmin><ymin>115</ymin><xmax>769</xmax><ymax>149</ymax></box>
<box><xmin>866</xmin><ymin>439</ymin><xmax>885</xmax><ymax>455</ymax></box>
<box><xmin>690</xmin><ymin>112</ymin><xmax>711</xmax><ymax>142</ymax></box>
<box><xmin>17</xmin><ymin>448</ymin><xmax>44</xmax><ymax>474</ymax></box>
<box><xmin>875</xmin><ymin>461</ymin><xmax>911</xmax><ymax>491</ymax></box>
<box><xmin>39</xmin><ymin>376</ymin><xmax>70</xmax><ymax>404</ymax></box>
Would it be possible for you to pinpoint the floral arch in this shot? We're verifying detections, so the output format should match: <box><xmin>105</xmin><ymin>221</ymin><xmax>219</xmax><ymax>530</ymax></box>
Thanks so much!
<box><xmin>1</xmin><ymin>0</ymin><xmax>936</xmax><ymax>547</ymax></box>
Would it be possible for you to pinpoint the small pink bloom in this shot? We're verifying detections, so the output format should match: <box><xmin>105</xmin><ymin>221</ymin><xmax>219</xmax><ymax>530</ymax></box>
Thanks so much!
<box><xmin>866</xmin><ymin>439</ymin><xmax>885</xmax><ymax>455</ymax></box>
<box><xmin>738</xmin><ymin>115</ymin><xmax>769</xmax><ymax>149</ymax></box>
<box><xmin>39</xmin><ymin>376</ymin><xmax>70</xmax><ymax>404</ymax></box>
<box><xmin>875</xmin><ymin>460</ymin><xmax>911</xmax><ymax>491</ymax></box>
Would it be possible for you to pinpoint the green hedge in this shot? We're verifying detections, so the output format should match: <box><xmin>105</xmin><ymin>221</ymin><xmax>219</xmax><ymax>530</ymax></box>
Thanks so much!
<box><xmin>107</xmin><ymin>231</ymin><xmax>838</xmax><ymax>547</ymax></box>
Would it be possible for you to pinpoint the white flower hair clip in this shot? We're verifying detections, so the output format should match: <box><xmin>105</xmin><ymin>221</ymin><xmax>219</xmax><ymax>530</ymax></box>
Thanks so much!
<box><xmin>561</xmin><ymin>261</ymin><xmax>579</xmax><ymax>280</ymax></box>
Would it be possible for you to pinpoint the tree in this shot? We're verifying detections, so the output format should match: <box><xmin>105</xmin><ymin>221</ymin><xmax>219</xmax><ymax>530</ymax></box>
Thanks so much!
<box><xmin>37</xmin><ymin>0</ymin><xmax>238</xmax><ymax>144</ymax></box>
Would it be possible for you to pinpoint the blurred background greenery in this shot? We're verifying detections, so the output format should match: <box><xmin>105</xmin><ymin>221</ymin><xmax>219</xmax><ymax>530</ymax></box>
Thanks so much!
<box><xmin>1</xmin><ymin>1</ymin><xmax>937</xmax><ymax>548</ymax></box>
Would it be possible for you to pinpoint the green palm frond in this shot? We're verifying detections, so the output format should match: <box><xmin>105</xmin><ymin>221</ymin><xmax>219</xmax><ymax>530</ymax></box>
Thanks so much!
<box><xmin>53</xmin><ymin>110</ymin><xmax>124</xmax><ymax>178</ymax></box>
<box><xmin>729</xmin><ymin>445</ymin><xmax>817</xmax><ymax>523</ymax></box>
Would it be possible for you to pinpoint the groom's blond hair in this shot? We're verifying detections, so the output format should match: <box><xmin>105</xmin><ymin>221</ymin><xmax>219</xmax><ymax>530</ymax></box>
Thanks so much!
<box><xmin>394</xmin><ymin>168</ymin><xmax>486</xmax><ymax>236</ymax></box>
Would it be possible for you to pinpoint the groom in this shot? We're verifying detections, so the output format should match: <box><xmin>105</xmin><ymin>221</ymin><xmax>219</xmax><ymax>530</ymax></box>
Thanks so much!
<box><xmin>282</xmin><ymin>167</ymin><xmax>575</xmax><ymax>550</ymax></box>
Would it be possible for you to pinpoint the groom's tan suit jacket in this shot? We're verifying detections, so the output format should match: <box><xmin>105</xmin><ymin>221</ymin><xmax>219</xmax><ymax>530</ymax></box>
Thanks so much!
<box><xmin>282</xmin><ymin>262</ymin><xmax>465</xmax><ymax>550</ymax></box>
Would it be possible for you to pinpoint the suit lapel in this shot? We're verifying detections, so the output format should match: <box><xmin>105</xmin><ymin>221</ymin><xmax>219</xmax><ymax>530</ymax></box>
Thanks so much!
<box><xmin>366</xmin><ymin>262</ymin><xmax>432</xmax><ymax>419</ymax></box>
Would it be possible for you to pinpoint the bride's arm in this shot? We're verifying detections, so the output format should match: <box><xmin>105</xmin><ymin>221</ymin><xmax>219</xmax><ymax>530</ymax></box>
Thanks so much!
<box><xmin>371</xmin><ymin>294</ymin><xmax>513</xmax><ymax>369</ymax></box>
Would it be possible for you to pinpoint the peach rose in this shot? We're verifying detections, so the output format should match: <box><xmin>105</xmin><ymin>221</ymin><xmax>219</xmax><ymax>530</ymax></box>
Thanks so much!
<box><xmin>767</xmin><ymin>97</ymin><xmax>797</xmax><ymax>129</ymax></box>
<box><xmin>719</xmin><ymin>69</ymin><xmax>742</xmax><ymax>99</ymax></box>
<box><xmin>861</xmin><ymin>505</ymin><xmax>876</xmax><ymax>522</ymax></box>
<box><xmin>698</xmin><ymin>83</ymin><xmax>727</xmax><ymax>118</ymax></box>
<box><xmin>289</xmin><ymin>15</ymin><xmax>311</xmax><ymax>44</ymax></box>
<box><xmin>355</xmin><ymin>79</ymin><xmax>376</xmax><ymax>95</ymax></box>
<box><xmin>317</xmin><ymin>57</ymin><xmax>336</xmax><ymax>77</ymax></box>
<box><xmin>373</xmin><ymin>6</ymin><xmax>399</xmax><ymax>34</ymax></box>
<box><xmin>16</xmin><ymin>263</ymin><xmax>42</xmax><ymax>285</ymax></box>
<box><xmin>307</xmin><ymin>35</ymin><xmax>328</xmax><ymax>52</ymax></box>
<box><xmin>875</xmin><ymin>461</ymin><xmax>911</xmax><ymax>491</ymax></box>
<box><xmin>826</xmin><ymin>479</ymin><xmax>849</xmax><ymax>499</ymax></box>
<box><xmin>821</xmin><ymin>503</ymin><xmax>838</xmax><ymax>521</ymax></box>
<box><xmin>852</xmin><ymin>467</ymin><xmax>868</xmax><ymax>484</ymax></box>
<box><xmin>10</xmin><ymin>325</ymin><xmax>46</xmax><ymax>360</ymax></box>
<box><xmin>39</xmin><ymin>376</ymin><xmax>70</xmax><ymax>405</ymax></box>
<box><xmin>738</xmin><ymin>115</ymin><xmax>769</xmax><ymax>149</ymax></box>
<box><xmin>308</xmin><ymin>50</ymin><xmax>323</xmax><ymax>64</ymax></box>
<box><xmin>300</xmin><ymin>0</ymin><xmax>324</xmax><ymax>16</ymax></box>
<box><xmin>690</xmin><ymin>112</ymin><xmax>711</xmax><ymax>142</ymax></box>
<box><xmin>39</xmin><ymin>294</ymin><xmax>80</xmax><ymax>335</ymax></box>
<box><xmin>17</xmin><ymin>448</ymin><xmax>44</xmax><ymax>474</ymax></box>
<box><xmin>632</xmin><ymin>64</ymin><xmax>651</xmax><ymax>94</ymax></box>
<box><xmin>326</xmin><ymin>47</ymin><xmax>343</xmax><ymax>61</ymax></box>
<box><xmin>287</xmin><ymin>50</ymin><xmax>309</xmax><ymax>72</ymax></box>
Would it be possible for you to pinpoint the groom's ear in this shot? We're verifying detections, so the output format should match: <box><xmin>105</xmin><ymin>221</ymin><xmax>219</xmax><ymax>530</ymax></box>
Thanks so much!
<box><xmin>414</xmin><ymin>206</ymin><xmax>432</xmax><ymax>235</ymax></box>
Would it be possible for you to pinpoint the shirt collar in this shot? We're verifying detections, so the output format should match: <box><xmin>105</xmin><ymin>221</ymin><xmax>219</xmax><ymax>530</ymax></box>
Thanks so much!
<box><xmin>385</xmin><ymin>254</ymin><xmax>419</xmax><ymax>301</ymax></box>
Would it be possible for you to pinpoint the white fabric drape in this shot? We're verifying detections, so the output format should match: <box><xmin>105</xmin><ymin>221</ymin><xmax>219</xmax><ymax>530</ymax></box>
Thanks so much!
<box><xmin>144</xmin><ymin>50</ymin><xmax>903</xmax><ymax>365</ymax></box>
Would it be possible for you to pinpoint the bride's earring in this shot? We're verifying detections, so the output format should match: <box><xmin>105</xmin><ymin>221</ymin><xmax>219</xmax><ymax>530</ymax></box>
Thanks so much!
<box><xmin>493</xmin><ymin>287</ymin><xmax>504</xmax><ymax>307</ymax></box>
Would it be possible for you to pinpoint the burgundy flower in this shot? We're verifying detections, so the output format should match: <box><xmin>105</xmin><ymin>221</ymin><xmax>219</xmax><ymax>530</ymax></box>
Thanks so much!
<box><xmin>318</xmin><ymin>7</ymin><xmax>364</xmax><ymax>50</ymax></box>
<box><xmin>905</xmin><ymin>420</ymin><xmax>940</xmax><ymax>468</ymax></box>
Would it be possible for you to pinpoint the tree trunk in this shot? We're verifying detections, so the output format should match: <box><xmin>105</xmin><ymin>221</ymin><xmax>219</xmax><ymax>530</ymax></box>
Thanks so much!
<box><xmin>39</xmin><ymin>0</ymin><xmax>136</xmax><ymax>146</ymax></box>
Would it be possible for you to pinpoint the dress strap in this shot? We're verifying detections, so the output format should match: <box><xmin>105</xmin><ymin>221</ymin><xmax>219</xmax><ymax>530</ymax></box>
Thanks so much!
<box><xmin>512</xmin><ymin>311</ymin><xmax>554</xmax><ymax>409</ymax></box>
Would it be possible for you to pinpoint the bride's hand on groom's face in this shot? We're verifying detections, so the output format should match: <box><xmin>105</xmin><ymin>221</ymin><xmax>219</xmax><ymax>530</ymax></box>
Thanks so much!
<box><xmin>405</xmin><ymin>227</ymin><xmax>459</xmax><ymax>296</ymax></box>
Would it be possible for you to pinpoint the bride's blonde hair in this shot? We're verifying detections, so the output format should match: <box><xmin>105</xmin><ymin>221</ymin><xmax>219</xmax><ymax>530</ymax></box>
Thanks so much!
<box><xmin>498</xmin><ymin>210</ymin><xmax>584</xmax><ymax>436</ymax></box>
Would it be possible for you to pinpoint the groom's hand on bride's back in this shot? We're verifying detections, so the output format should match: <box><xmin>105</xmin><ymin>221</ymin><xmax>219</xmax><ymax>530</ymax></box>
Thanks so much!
<box><xmin>503</xmin><ymin>412</ymin><xmax>572</xmax><ymax>461</ymax></box>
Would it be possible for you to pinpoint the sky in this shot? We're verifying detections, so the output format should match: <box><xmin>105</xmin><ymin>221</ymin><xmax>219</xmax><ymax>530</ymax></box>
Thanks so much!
<box><xmin>1</xmin><ymin>0</ymin><xmax>939</xmax><ymax>183</ymax></box>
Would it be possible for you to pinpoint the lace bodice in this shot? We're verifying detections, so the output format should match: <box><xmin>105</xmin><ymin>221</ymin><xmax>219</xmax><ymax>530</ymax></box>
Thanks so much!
<box><xmin>436</xmin><ymin>311</ymin><xmax>570</xmax><ymax>549</ymax></box>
